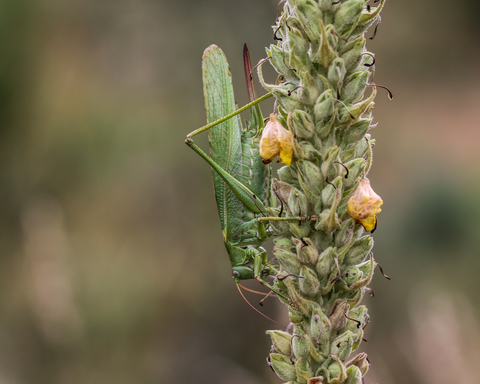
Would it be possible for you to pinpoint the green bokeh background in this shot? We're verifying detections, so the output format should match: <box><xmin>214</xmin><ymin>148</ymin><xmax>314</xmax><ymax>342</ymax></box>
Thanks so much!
<box><xmin>1</xmin><ymin>1</ymin><xmax>480</xmax><ymax>383</ymax></box>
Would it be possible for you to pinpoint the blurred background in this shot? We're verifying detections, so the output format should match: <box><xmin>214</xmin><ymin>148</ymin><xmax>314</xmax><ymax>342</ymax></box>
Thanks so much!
<box><xmin>1</xmin><ymin>0</ymin><xmax>480</xmax><ymax>383</ymax></box>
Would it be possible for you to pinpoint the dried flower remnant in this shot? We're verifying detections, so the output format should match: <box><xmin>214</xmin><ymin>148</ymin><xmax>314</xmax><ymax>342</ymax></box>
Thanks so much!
<box><xmin>260</xmin><ymin>113</ymin><xmax>293</xmax><ymax>166</ymax></box>
<box><xmin>347</xmin><ymin>178</ymin><xmax>383</xmax><ymax>232</ymax></box>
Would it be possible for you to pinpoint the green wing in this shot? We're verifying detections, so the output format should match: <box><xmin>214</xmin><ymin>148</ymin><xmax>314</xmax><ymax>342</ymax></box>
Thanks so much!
<box><xmin>202</xmin><ymin>45</ymin><xmax>244</xmax><ymax>241</ymax></box>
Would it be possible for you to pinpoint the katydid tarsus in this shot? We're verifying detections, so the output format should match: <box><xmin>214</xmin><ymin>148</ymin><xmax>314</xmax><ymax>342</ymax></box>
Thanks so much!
<box><xmin>186</xmin><ymin>44</ymin><xmax>275</xmax><ymax>286</ymax></box>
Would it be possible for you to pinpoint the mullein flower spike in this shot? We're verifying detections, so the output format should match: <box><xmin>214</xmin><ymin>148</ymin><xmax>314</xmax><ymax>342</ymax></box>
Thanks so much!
<box><xmin>347</xmin><ymin>178</ymin><xmax>383</xmax><ymax>232</ymax></box>
<box><xmin>260</xmin><ymin>113</ymin><xmax>294</xmax><ymax>166</ymax></box>
<box><xmin>259</xmin><ymin>0</ymin><xmax>388</xmax><ymax>383</ymax></box>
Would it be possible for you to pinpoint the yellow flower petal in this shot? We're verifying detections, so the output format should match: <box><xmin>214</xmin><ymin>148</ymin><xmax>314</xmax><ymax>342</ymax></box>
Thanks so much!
<box><xmin>359</xmin><ymin>215</ymin><xmax>377</xmax><ymax>232</ymax></box>
<box><xmin>259</xmin><ymin>126</ymin><xmax>280</xmax><ymax>164</ymax></box>
<box><xmin>259</xmin><ymin>114</ymin><xmax>293</xmax><ymax>166</ymax></box>
<box><xmin>347</xmin><ymin>178</ymin><xmax>383</xmax><ymax>231</ymax></box>
<box><xmin>277</xmin><ymin>126</ymin><xmax>293</xmax><ymax>166</ymax></box>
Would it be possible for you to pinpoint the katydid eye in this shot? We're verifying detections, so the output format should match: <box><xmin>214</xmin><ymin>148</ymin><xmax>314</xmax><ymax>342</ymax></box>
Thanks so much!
<box><xmin>233</xmin><ymin>270</ymin><xmax>240</xmax><ymax>278</ymax></box>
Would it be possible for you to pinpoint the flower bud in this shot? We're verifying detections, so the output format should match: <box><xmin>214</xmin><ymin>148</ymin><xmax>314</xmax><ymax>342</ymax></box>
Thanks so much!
<box><xmin>333</xmin><ymin>0</ymin><xmax>364</xmax><ymax>37</ymax></box>
<box><xmin>297</xmin><ymin>160</ymin><xmax>323</xmax><ymax>202</ymax></box>
<box><xmin>340</xmin><ymin>36</ymin><xmax>366</xmax><ymax>74</ymax></box>
<box><xmin>299</xmin><ymin>69</ymin><xmax>320</xmax><ymax>106</ymax></box>
<box><xmin>338</xmin><ymin>255</ymin><xmax>374</xmax><ymax>292</ymax></box>
<box><xmin>288</xmin><ymin>187</ymin><xmax>309</xmax><ymax>217</ymax></box>
<box><xmin>343</xmin><ymin>118</ymin><xmax>371</xmax><ymax>149</ymax></box>
<box><xmin>345</xmin><ymin>366</ymin><xmax>363</xmax><ymax>384</ymax></box>
<box><xmin>289</xmin><ymin>309</ymin><xmax>304</xmax><ymax>324</ymax></box>
<box><xmin>299</xmin><ymin>265</ymin><xmax>320</xmax><ymax>296</ymax></box>
<box><xmin>316</xmin><ymin>109</ymin><xmax>337</xmax><ymax>139</ymax></box>
<box><xmin>293</xmin><ymin>236</ymin><xmax>319</xmax><ymax>265</ymax></box>
<box><xmin>341</xmin><ymin>305</ymin><xmax>368</xmax><ymax>334</ymax></box>
<box><xmin>296</xmin><ymin>357</ymin><xmax>315</xmax><ymax>382</ymax></box>
<box><xmin>289</xmin><ymin>221</ymin><xmax>311</xmax><ymax>239</ymax></box>
<box><xmin>292</xmin><ymin>109</ymin><xmax>316</xmax><ymax>139</ymax></box>
<box><xmin>283</xmin><ymin>277</ymin><xmax>321</xmax><ymax>317</ymax></box>
<box><xmin>320</xmin><ymin>146</ymin><xmax>341</xmax><ymax>180</ymax></box>
<box><xmin>314</xmin><ymin>89</ymin><xmax>334</xmax><ymax>121</ymax></box>
<box><xmin>346</xmin><ymin>353</ymin><xmax>370</xmax><ymax>376</ymax></box>
<box><xmin>270</xmin><ymin>353</ymin><xmax>297</xmax><ymax>382</ymax></box>
<box><xmin>287</xmin><ymin>33</ymin><xmax>312</xmax><ymax>74</ymax></box>
<box><xmin>304</xmin><ymin>334</ymin><xmax>325</xmax><ymax>363</ymax></box>
<box><xmin>337</xmin><ymin>265</ymin><xmax>363</xmax><ymax>290</ymax></box>
<box><xmin>332</xmin><ymin>331</ymin><xmax>355</xmax><ymax>361</ymax></box>
<box><xmin>311</xmin><ymin>20</ymin><xmax>336</xmax><ymax>68</ymax></box>
<box><xmin>342</xmin><ymin>159</ymin><xmax>367</xmax><ymax>189</ymax></box>
<box><xmin>354</xmin><ymin>133</ymin><xmax>371</xmax><ymax>158</ymax></box>
<box><xmin>310</xmin><ymin>307</ymin><xmax>332</xmax><ymax>349</ymax></box>
<box><xmin>315</xmin><ymin>205</ymin><xmax>341</xmax><ymax>234</ymax></box>
<box><xmin>341</xmin><ymin>71</ymin><xmax>370</xmax><ymax>104</ymax></box>
<box><xmin>322</xmin><ymin>176</ymin><xmax>343</xmax><ymax>207</ymax></box>
<box><xmin>334</xmin><ymin>218</ymin><xmax>356</xmax><ymax>250</ymax></box>
<box><xmin>357</xmin><ymin>0</ymin><xmax>385</xmax><ymax>26</ymax></box>
<box><xmin>338</xmin><ymin>87</ymin><xmax>376</xmax><ymax>124</ymax></box>
<box><xmin>344</xmin><ymin>236</ymin><xmax>374</xmax><ymax>265</ymax></box>
<box><xmin>267</xmin><ymin>330</ymin><xmax>292</xmax><ymax>356</ymax></box>
<box><xmin>288</xmin><ymin>29</ymin><xmax>309</xmax><ymax>59</ymax></box>
<box><xmin>329</xmin><ymin>299</ymin><xmax>350</xmax><ymax>330</ymax></box>
<box><xmin>260</xmin><ymin>114</ymin><xmax>294</xmax><ymax>166</ymax></box>
<box><xmin>291</xmin><ymin>6</ymin><xmax>323</xmax><ymax>42</ymax></box>
<box><xmin>275</xmin><ymin>247</ymin><xmax>301</xmax><ymax>276</ymax></box>
<box><xmin>315</xmin><ymin>247</ymin><xmax>337</xmax><ymax>279</ymax></box>
<box><xmin>267</xmin><ymin>45</ymin><xmax>299</xmax><ymax>83</ymax></box>
<box><xmin>328</xmin><ymin>58</ymin><xmax>346</xmax><ymax>91</ymax></box>
<box><xmin>273</xmin><ymin>86</ymin><xmax>304</xmax><ymax>112</ymax></box>
<box><xmin>327</xmin><ymin>355</ymin><xmax>348</xmax><ymax>383</ymax></box>
<box><xmin>278</xmin><ymin>165</ymin><xmax>298</xmax><ymax>185</ymax></box>
<box><xmin>292</xmin><ymin>326</ymin><xmax>310</xmax><ymax>359</ymax></box>
<box><xmin>347</xmin><ymin>178</ymin><xmax>383</xmax><ymax>232</ymax></box>
<box><xmin>297</xmin><ymin>141</ymin><xmax>320</xmax><ymax>161</ymax></box>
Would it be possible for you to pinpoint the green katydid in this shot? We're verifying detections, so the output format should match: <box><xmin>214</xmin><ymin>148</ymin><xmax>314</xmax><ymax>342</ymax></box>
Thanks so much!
<box><xmin>185</xmin><ymin>44</ymin><xmax>275</xmax><ymax>284</ymax></box>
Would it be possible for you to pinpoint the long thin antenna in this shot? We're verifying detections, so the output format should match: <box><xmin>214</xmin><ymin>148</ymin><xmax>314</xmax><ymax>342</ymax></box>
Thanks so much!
<box><xmin>238</xmin><ymin>284</ymin><xmax>277</xmax><ymax>297</ymax></box>
<box><xmin>243</xmin><ymin>44</ymin><xmax>256</xmax><ymax>102</ymax></box>
<box><xmin>236</xmin><ymin>284</ymin><xmax>286</xmax><ymax>329</ymax></box>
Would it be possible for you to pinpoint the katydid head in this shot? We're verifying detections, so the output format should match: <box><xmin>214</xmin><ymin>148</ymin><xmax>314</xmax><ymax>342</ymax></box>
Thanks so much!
<box><xmin>230</xmin><ymin>245</ymin><xmax>272</xmax><ymax>283</ymax></box>
<box><xmin>232</xmin><ymin>266</ymin><xmax>254</xmax><ymax>283</ymax></box>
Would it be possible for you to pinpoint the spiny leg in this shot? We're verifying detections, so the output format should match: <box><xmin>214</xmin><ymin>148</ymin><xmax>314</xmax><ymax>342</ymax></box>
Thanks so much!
<box><xmin>185</xmin><ymin>139</ymin><xmax>266</xmax><ymax>213</ymax></box>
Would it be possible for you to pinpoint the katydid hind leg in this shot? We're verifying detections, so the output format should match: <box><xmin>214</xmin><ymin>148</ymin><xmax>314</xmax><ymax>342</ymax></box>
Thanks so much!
<box><xmin>185</xmin><ymin>139</ymin><xmax>266</xmax><ymax>214</ymax></box>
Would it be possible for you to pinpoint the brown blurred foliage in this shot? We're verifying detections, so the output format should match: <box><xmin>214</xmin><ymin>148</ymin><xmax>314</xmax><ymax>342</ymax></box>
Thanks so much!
<box><xmin>1</xmin><ymin>0</ymin><xmax>480</xmax><ymax>383</ymax></box>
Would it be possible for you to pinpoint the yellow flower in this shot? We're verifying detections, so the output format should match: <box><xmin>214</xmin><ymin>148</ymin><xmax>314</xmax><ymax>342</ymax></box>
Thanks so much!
<box><xmin>260</xmin><ymin>114</ymin><xmax>293</xmax><ymax>166</ymax></box>
<box><xmin>347</xmin><ymin>178</ymin><xmax>383</xmax><ymax>232</ymax></box>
